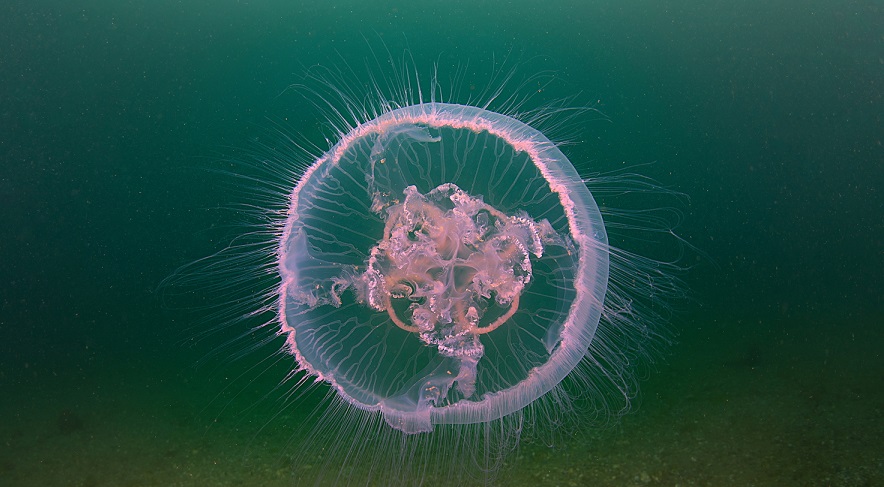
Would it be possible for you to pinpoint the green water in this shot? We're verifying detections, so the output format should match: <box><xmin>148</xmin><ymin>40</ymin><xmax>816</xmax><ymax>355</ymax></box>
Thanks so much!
<box><xmin>1</xmin><ymin>1</ymin><xmax>881</xmax><ymax>486</ymax></box>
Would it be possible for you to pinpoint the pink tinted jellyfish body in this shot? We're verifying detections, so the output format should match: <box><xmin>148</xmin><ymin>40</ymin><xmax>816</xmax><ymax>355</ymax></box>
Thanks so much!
<box><xmin>168</xmin><ymin>57</ymin><xmax>685</xmax><ymax>486</ymax></box>
<box><xmin>279</xmin><ymin>103</ymin><xmax>609</xmax><ymax>434</ymax></box>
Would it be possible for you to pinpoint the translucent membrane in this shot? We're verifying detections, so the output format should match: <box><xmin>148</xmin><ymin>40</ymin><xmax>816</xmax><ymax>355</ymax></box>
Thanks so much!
<box><xmin>279</xmin><ymin>103</ymin><xmax>609</xmax><ymax>433</ymax></box>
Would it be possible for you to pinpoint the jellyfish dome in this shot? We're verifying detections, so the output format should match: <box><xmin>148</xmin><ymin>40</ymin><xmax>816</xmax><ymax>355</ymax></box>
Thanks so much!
<box><xmin>278</xmin><ymin>103</ymin><xmax>609</xmax><ymax>434</ymax></box>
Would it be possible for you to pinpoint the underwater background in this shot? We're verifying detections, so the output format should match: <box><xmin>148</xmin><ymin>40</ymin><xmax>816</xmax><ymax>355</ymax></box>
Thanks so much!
<box><xmin>1</xmin><ymin>1</ymin><xmax>881</xmax><ymax>486</ymax></box>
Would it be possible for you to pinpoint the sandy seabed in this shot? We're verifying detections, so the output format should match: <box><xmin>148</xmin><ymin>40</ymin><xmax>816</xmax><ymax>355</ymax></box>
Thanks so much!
<box><xmin>1</xmin><ymin>314</ymin><xmax>880</xmax><ymax>487</ymax></box>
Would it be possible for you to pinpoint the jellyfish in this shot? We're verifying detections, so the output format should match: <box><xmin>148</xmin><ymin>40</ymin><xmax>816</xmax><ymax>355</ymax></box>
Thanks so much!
<box><xmin>281</xmin><ymin>103</ymin><xmax>609</xmax><ymax>435</ymax></box>
<box><xmin>165</xmin><ymin>56</ymin><xmax>684</xmax><ymax>486</ymax></box>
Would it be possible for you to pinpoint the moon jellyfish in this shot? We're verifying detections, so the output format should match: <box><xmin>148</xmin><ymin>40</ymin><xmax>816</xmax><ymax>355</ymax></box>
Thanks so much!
<box><xmin>164</xmin><ymin>58</ymin><xmax>686</xmax><ymax>486</ymax></box>
<box><xmin>280</xmin><ymin>103</ymin><xmax>609</xmax><ymax>434</ymax></box>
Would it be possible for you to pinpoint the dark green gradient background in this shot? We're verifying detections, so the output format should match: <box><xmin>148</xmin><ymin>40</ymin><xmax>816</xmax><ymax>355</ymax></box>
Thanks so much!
<box><xmin>1</xmin><ymin>1</ymin><xmax>880</xmax><ymax>485</ymax></box>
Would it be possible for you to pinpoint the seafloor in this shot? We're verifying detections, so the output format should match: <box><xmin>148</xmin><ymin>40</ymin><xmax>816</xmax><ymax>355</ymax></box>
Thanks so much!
<box><xmin>1</xmin><ymin>314</ymin><xmax>880</xmax><ymax>487</ymax></box>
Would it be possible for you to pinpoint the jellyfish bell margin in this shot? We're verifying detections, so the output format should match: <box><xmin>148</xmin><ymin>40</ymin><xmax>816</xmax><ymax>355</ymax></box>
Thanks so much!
<box><xmin>163</xmin><ymin>61</ymin><xmax>686</xmax><ymax>486</ymax></box>
<box><xmin>278</xmin><ymin>103</ymin><xmax>610</xmax><ymax>435</ymax></box>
